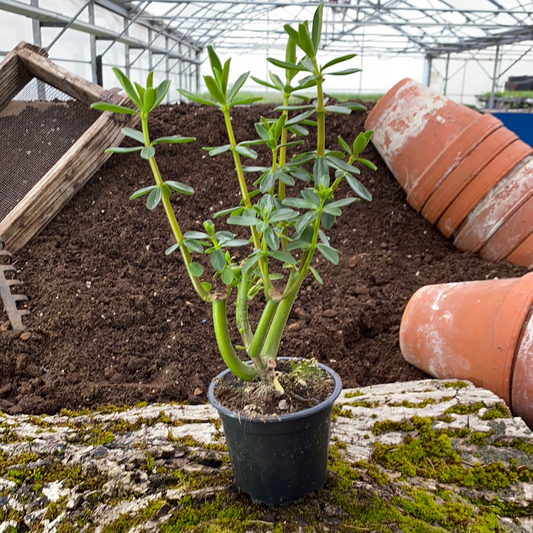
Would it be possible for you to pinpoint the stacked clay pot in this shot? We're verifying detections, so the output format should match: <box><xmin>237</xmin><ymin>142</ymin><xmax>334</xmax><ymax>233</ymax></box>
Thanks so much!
<box><xmin>400</xmin><ymin>273</ymin><xmax>533</xmax><ymax>429</ymax></box>
<box><xmin>365</xmin><ymin>78</ymin><xmax>533</xmax><ymax>268</ymax></box>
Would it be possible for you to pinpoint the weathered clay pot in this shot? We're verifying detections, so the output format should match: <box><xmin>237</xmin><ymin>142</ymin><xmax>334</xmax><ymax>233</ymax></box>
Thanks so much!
<box><xmin>365</xmin><ymin>78</ymin><xmax>482</xmax><ymax>206</ymax></box>
<box><xmin>420</xmin><ymin>126</ymin><xmax>518</xmax><ymax>225</ymax></box>
<box><xmin>437</xmin><ymin>139</ymin><xmax>533</xmax><ymax>238</ymax></box>
<box><xmin>513</xmin><ymin>309</ymin><xmax>533</xmax><ymax>428</ymax></box>
<box><xmin>454</xmin><ymin>156</ymin><xmax>533</xmax><ymax>254</ymax></box>
<box><xmin>400</xmin><ymin>273</ymin><xmax>533</xmax><ymax>408</ymax></box>
<box><xmin>479</xmin><ymin>192</ymin><xmax>533</xmax><ymax>263</ymax></box>
<box><xmin>507</xmin><ymin>233</ymin><xmax>533</xmax><ymax>268</ymax></box>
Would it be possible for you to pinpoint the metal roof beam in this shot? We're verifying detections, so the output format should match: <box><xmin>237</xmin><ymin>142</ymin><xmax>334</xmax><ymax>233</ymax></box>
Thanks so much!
<box><xmin>0</xmin><ymin>0</ymin><xmax>202</xmax><ymax>60</ymax></box>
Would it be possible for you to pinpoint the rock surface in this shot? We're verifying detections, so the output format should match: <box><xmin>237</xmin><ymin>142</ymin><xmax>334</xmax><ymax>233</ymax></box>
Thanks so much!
<box><xmin>1</xmin><ymin>379</ymin><xmax>533</xmax><ymax>532</ymax></box>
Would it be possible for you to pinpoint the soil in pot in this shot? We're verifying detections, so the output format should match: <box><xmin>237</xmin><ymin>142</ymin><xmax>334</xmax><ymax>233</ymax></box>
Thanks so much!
<box><xmin>212</xmin><ymin>359</ymin><xmax>335</xmax><ymax>418</ymax></box>
<box><xmin>0</xmin><ymin>101</ymin><xmax>529</xmax><ymax>416</ymax></box>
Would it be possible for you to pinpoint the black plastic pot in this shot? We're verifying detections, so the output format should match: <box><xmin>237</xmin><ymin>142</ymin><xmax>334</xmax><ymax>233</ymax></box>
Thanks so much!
<box><xmin>207</xmin><ymin>358</ymin><xmax>342</xmax><ymax>506</ymax></box>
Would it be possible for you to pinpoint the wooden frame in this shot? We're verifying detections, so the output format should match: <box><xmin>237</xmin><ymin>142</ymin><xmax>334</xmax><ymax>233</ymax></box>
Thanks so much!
<box><xmin>0</xmin><ymin>41</ymin><xmax>138</xmax><ymax>252</ymax></box>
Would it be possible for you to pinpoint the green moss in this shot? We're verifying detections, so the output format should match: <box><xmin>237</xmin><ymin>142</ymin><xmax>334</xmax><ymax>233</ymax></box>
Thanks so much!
<box><xmin>344</xmin><ymin>391</ymin><xmax>364</xmax><ymax>398</ymax></box>
<box><xmin>469</xmin><ymin>432</ymin><xmax>487</xmax><ymax>447</ymax></box>
<box><xmin>479</xmin><ymin>403</ymin><xmax>512</xmax><ymax>420</ymax></box>
<box><xmin>372</xmin><ymin>419</ymin><xmax>415</xmax><ymax>436</ymax></box>
<box><xmin>444</xmin><ymin>381</ymin><xmax>468</xmax><ymax>389</ymax></box>
<box><xmin>0</xmin><ymin>422</ymin><xmax>19</xmax><ymax>444</ymax></box>
<box><xmin>444</xmin><ymin>402</ymin><xmax>485</xmax><ymax>416</ymax></box>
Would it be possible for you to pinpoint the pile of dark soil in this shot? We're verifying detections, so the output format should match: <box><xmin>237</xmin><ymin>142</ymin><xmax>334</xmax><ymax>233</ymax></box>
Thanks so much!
<box><xmin>0</xmin><ymin>102</ymin><xmax>528</xmax><ymax>415</ymax></box>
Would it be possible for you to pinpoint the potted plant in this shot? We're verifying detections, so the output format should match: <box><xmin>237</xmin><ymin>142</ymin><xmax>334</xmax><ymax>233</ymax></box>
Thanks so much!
<box><xmin>92</xmin><ymin>4</ymin><xmax>375</xmax><ymax>505</ymax></box>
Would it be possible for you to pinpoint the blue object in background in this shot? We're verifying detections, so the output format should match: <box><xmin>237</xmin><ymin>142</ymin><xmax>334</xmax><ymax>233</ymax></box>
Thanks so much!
<box><xmin>490</xmin><ymin>112</ymin><xmax>533</xmax><ymax>148</ymax></box>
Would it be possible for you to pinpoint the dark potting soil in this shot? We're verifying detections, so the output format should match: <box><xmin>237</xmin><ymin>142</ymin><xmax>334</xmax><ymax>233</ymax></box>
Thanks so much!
<box><xmin>212</xmin><ymin>360</ymin><xmax>336</xmax><ymax>417</ymax></box>
<box><xmin>0</xmin><ymin>102</ymin><xmax>528</xmax><ymax>416</ymax></box>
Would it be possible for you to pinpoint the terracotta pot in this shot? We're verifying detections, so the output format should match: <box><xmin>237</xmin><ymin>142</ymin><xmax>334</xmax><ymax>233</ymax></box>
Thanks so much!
<box><xmin>365</xmin><ymin>78</ymin><xmax>481</xmax><ymax>202</ymax></box>
<box><xmin>420</xmin><ymin>126</ymin><xmax>518</xmax><ymax>225</ymax></box>
<box><xmin>400</xmin><ymin>273</ymin><xmax>533</xmax><ymax>407</ymax></box>
<box><xmin>410</xmin><ymin>113</ymin><xmax>502</xmax><ymax>212</ymax></box>
<box><xmin>454</xmin><ymin>156</ymin><xmax>533</xmax><ymax>254</ymax></box>
<box><xmin>437</xmin><ymin>139</ymin><xmax>533</xmax><ymax>238</ymax></box>
<box><xmin>507</xmin><ymin>233</ymin><xmax>533</xmax><ymax>268</ymax></box>
<box><xmin>479</xmin><ymin>192</ymin><xmax>533</xmax><ymax>263</ymax></box>
<box><xmin>512</xmin><ymin>309</ymin><xmax>533</xmax><ymax>429</ymax></box>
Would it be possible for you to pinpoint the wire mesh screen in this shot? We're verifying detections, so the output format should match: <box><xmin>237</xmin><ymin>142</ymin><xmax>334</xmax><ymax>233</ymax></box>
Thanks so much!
<box><xmin>0</xmin><ymin>79</ymin><xmax>101</xmax><ymax>223</ymax></box>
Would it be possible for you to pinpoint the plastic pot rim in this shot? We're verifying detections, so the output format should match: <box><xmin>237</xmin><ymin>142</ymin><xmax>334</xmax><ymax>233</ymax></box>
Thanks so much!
<box><xmin>207</xmin><ymin>357</ymin><xmax>342</xmax><ymax>424</ymax></box>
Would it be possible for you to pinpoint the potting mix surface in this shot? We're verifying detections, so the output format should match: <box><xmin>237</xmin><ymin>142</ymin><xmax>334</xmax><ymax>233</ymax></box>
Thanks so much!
<box><xmin>0</xmin><ymin>102</ymin><xmax>528</xmax><ymax>415</ymax></box>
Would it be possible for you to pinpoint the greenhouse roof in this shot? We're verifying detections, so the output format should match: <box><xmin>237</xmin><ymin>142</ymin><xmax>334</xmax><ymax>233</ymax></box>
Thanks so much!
<box><xmin>115</xmin><ymin>0</ymin><xmax>533</xmax><ymax>58</ymax></box>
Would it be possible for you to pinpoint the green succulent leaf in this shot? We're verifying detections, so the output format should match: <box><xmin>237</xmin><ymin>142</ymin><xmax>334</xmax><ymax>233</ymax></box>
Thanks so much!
<box><xmin>295</xmin><ymin>210</ymin><xmax>319</xmax><ymax>235</ymax></box>
<box><xmin>322</xmin><ymin>54</ymin><xmax>357</xmax><ymax>71</ymax></box>
<box><xmin>235</xmin><ymin>145</ymin><xmax>258</xmax><ymax>159</ymax></box>
<box><xmin>326</xmin><ymin>155</ymin><xmax>360</xmax><ymax>174</ymax></box>
<box><xmin>183</xmin><ymin>240</ymin><xmax>205</xmax><ymax>253</ymax></box>
<box><xmin>285</xmin><ymin>109</ymin><xmax>316</xmax><ymax>127</ymax></box>
<box><xmin>338</xmin><ymin>135</ymin><xmax>352</xmax><ymax>156</ymax></box>
<box><xmin>313</xmin><ymin>157</ymin><xmax>330</xmax><ymax>188</ymax></box>
<box><xmin>317</xmin><ymin>243</ymin><xmax>340</xmax><ymax>264</ymax></box>
<box><xmin>207</xmin><ymin>45</ymin><xmax>223</xmax><ymax>73</ymax></box>
<box><xmin>269</xmin><ymin>250</ymin><xmax>296</xmax><ymax>265</ymax></box>
<box><xmin>227</xmin><ymin>71</ymin><xmax>249</xmax><ymax>103</ymax></box>
<box><xmin>204</xmin><ymin>75</ymin><xmax>226</xmax><ymax>105</ymax></box>
<box><xmin>242</xmin><ymin>255</ymin><xmax>259</xmax><ymax>276</ymax></box>
<box><xmin>178</xmin><ymin>88</ymin><xmax>218</xmax><ymax>107</ymax></box>
<box><xmin>141</xmin><ymin>146</ymin><xmax>155</xmax><ymax>160</ymax></box>
<box><xmin>144</xmin><ymin>87</ymin><xmax>156</xmax><ymax>113</ymax></box>
<box><xmin>205</xmin><ymin>144</ymin><xmax>232</xmax><ymax>157</ymax></box>
<box><xmin>352</xmin><ymin>131</ymin><xmax>374</xmax><ymax>156</ymax></box>
<box><xmin>311</xmin><ymin>3</ymin><xmax>323</xmax><ymax>52</ymax></box>
<box><xmin>121</xmin><ymin>128</ymin><xmax>145</xmax><ymax>144</ymax></box>
<box><xmin>288</xmin><ymin>124</ymin><xmax>309</xmax><ymax>136</ymax></box>
<box><xmin>328</xmin><ymin>68</ymin><xmax>362</xmax><ymax>76</ymax></box>
<box><xmin>214</xmin><ymin>206</ymin><xmax>244</xmax><ymax>218</ymax></box>
<box><xmin>154</xmin><ymin>79</ymin><xmax>171</xmax><ymax>108</ymax></box>
<box><xmin>152</xmin><ymin>135</ymin><xmax>196</xmax><ymax>145</ymax></box>
<box><xmin>356</xmin><ymin>158</ymin><xmax>377</xmax><ymax>171</ymax></box>
<box><xmin>130</xmin><ymin>185</ymin><xmax>156</xmax><ymax>200</ymax></box>
<box><xmin>165</xmin><ymin>181</ymin><xmax>194</xmax><ymax>195</ymax></box>
<box><xmin>250</xmin><ymin>76</ymin><xmax>278</xmax><ymax>91</ymax></box>
<box><xmin>324</xmin><ymin>105</ymin><xmax>352</xmax><ymax>115</ymax></box>
<box><xmin>146</xmin><ymin>186</ymin><xmax>162</xmax><ymax>210</ymax></box>
<box><xmin>91</xmin><ymin>102</ymin><xmax>138</xmax><ymax>115</ymax></box>
<box><xmin>227</xmin><ymin>215</ymin><xmax>259</xmax><ymax>227</ymax></box>
<box><xmin>269</xmin><ymin>208</ymin><xmax>299</xmax><ymax>223</ymax></box>
<box><xmin>310</xmin><ymin>266</ymin><xmax>323</xmax><ymax>285</ymax></box>
<box><xmin>188</xmin><ymin>262</ymin><xmax>205</xmax><ymax>277</ymax></box>
<box><xmin>282</xmin><ymin>24</ymin><xmax>301</xmax><ymax>48</ymax></box>
<box><xmin>105</xmin><ymin>146</ymin><xmax>143</xmax><ymax>154</ymax></box>
<box><xmin>283</xmin><ymin>197</ymin><xmax>317</xmax><ymax>210</ymax></box>
<box><xmin>340</xmin><ymin>101</ymin><xmax>368</xmax><ymax>111</ymax></box>
<box><xmin>265</xmin><ymin>227</ymin><xmax>280</xmax><ymax>251</ymax></box>
<box><xmin>165</xmin><ymin>243</ymin><xmax>180</xmax><ymax>256</ymax></box>
<box><xmin>222</xmin><ymin>239</ymin><xmax>250</xmax><ymax>247</ymax></box>
<box><xmin>297</xmin><ymin>21</ymin><xmax>316</xmax><ymax>57</ymax></box>
<box><xmin>112</xmin><ymin>67</ymin><xmax>143</xmax><ymax>109</ymax></box>
<box><xmin>183</xmin><ymin>231</ymin><xmax>209</xmax><ymax>241</ymax></box>
<box><xmin>284</xmin><ymin>239</ymin><xmax>311</xmax><ymax>252</ymax></box>
<box><xmin>210</xmin><ymin>249</ymin><xmax>226</xmax><ymax>271</ymax></box>
<box><xmin>346</xmin><ymin>175</ymin><xmax>373</xmax><ymax>202</ymax></box>
<box><xmin>221</xmin><ymin>268</ymin><xmax>234</xmax><ymax>285</ymax></box>
<box><xmin>267</xmin><ymin>57</ymin><xmax>307</xmax><ymax>72</ymax></box>
<box><xmin>231</xmin><ymin>96</ymin><xmax>263</xmax><ymax>106</ymax></box>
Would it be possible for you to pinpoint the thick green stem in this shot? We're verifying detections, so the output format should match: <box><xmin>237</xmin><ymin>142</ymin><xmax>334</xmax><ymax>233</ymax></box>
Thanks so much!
<box><xmin>262</xmin><ymin>271</ymin><xmax>300</xmax><ymax>360</ymax></box>
<box><xmin>248</xmin><ymin>299</ymin><xmax>280</xmax><ymax>359</ymax></box>
<box><xmin>236</xmin><ymin>270</ymin><xmax>253</xmax><ymax>349</ymax></box>
<box><xmin>212</xmin><ymin>299</ymin><xmax>256</xmax><ymax>381</ymax></box>
<box><xmin>141</xmin><ymin>116</ymin><xmax>209</xmax><ymax>302</ymax></box>
<box><xmin>315</xmin><ymin>73</ymin><xmax>326</xmax><ymax>157</ymax></box>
